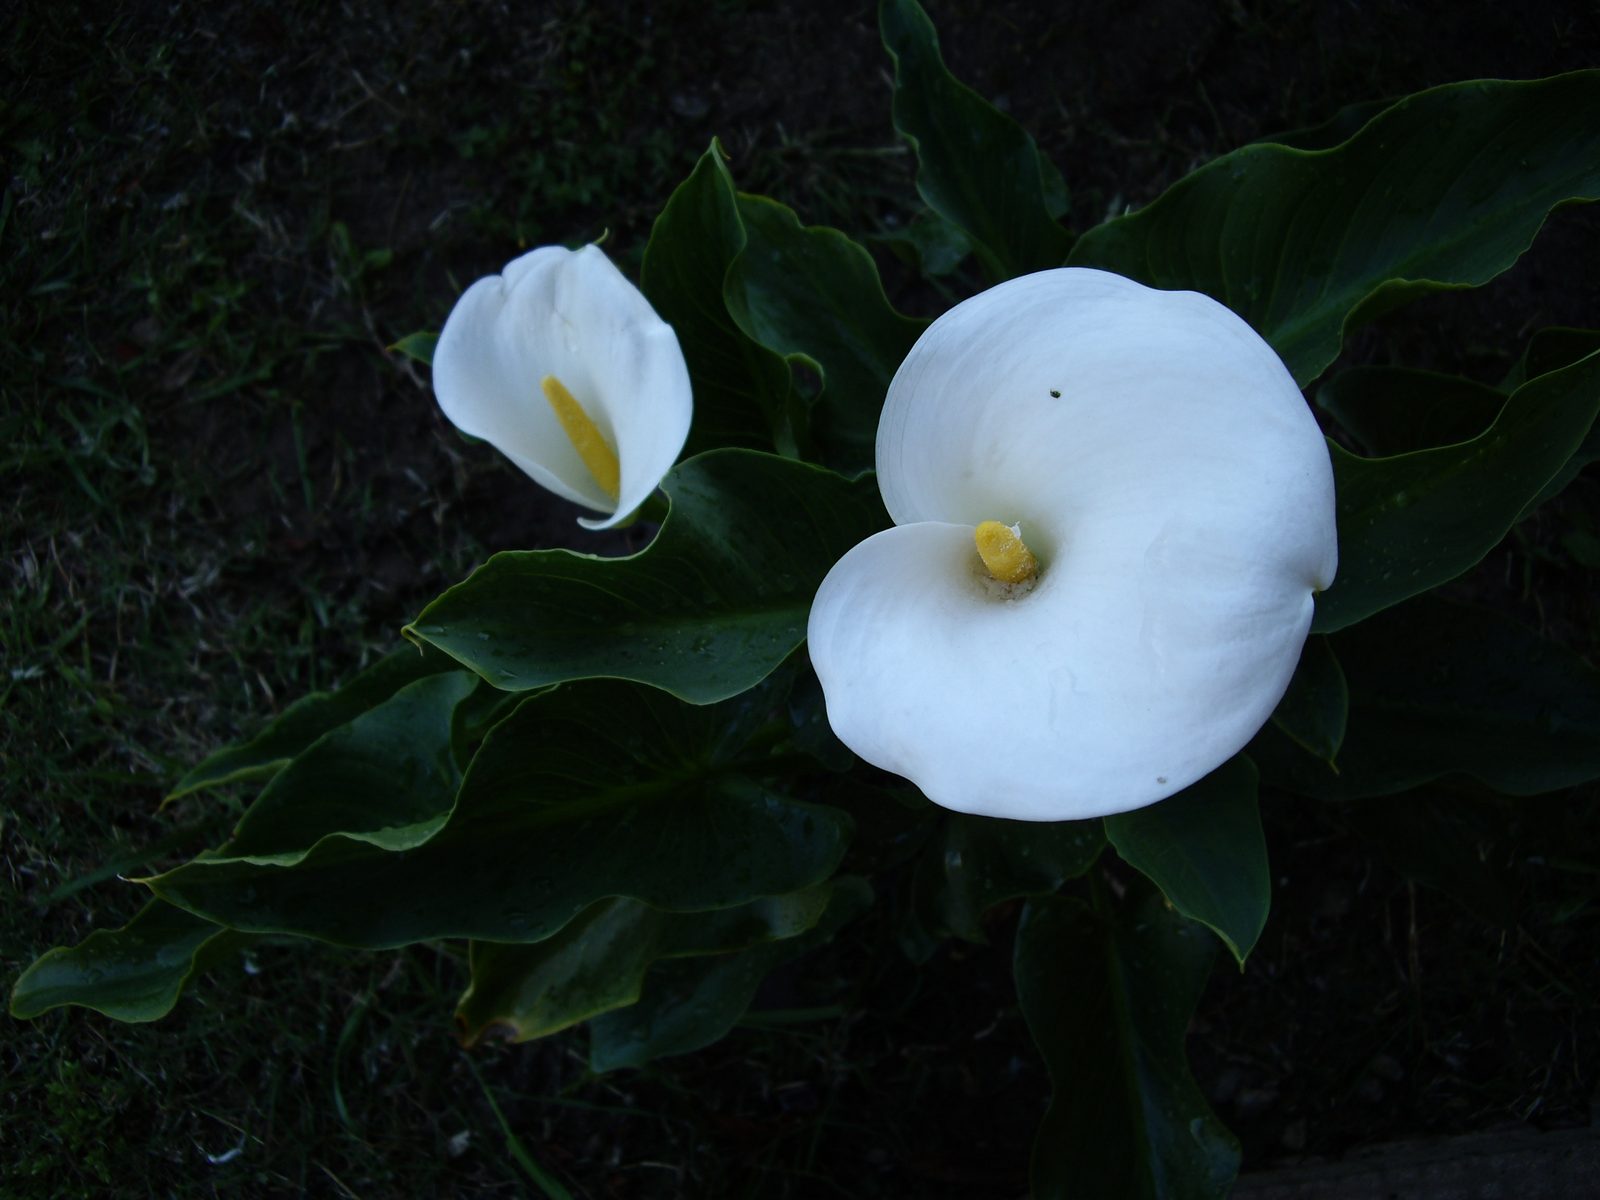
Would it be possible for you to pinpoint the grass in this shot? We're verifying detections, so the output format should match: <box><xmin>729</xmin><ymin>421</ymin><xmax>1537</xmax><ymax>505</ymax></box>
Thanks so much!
<box><xmin>5</xmin><ymin>1</ymin><xmax>1599</xmax><ymax>1196</ymax></box>
<box><xmin>0</xmin><ymin>3</ymin><xmax>703</xmax><ymax>1193</ymax></box>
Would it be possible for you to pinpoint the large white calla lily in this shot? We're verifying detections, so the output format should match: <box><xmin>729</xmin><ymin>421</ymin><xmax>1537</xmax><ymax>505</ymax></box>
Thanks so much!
<box><xmin>432</xmin><ymin>244</ymin><xmax>692</xmax><ymax>529</ymax></box>
<box><xmin>807</xmin><ymin>268</ymin><xmax>1337</xmax><ymax>822</ymax></box>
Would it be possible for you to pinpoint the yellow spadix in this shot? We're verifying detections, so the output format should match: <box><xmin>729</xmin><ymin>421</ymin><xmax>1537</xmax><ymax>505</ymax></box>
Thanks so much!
<box><xmin>541</xmin><ymin>375</ymin><xmax>620</xmax><ymax>502</ymax></box>
<box><xmin>973</xmin><ymin>520</ymin><xmax>1038</xmax><ymax>585</ymax></box>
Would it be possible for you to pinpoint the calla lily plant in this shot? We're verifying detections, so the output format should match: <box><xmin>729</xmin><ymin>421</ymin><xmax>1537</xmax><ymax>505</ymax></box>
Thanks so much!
<box><xmin>16</xmin><ymin>3</ymin><xmax>1600</xmax><ymax>1196</ymax></box>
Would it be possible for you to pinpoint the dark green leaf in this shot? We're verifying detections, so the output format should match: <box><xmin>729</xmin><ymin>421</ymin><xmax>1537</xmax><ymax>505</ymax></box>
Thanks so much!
<box><xmin>880</xmin><ymin>0</ymin><xmax>1072</xmax><ymax>281</ymax></box>
<box><xmin>1255</xmin><ymin>97</ymin><xmax>1395</xmax><ymax>152</ymax></box>
<box><xmin>146</xmin><ymin>679</ymin><xmax>853</xmax><ymax>948</ymax></box>
<box><xmin>389</xmin><ymin>330</ymin><xmax>438</xmax><ymax>366</ymax></box>
<box><xmin>641</xmin><ymin>142</ymin><xmax>794</xmax><ymax>456</ymax></box>
<box><xmin>1500</xmin><ymin>327</ymin><xmax>1600</xmax><ymax>391</ymax></box>
<box><xmin>1105</xmin><ymin>756</ymin><xmax>1269</xmax><ymax>963</ymax></box>
<box><xmin>1314</xmin><ymin>349</ymin><xmax>1600</xmax><ymax>633</ymax></box>
<box><xmin>1270</xmin><ymin>635</ymin><xmax>1348</xmax><ymax>765</ymax></box>
<box><xmin>786</xmin><ymin>667</ymin><xmax>853</xmax><ymax>772</ymax></box>
<box><xmin>1318</xmin><ymin>339</ymin><xmax>1600</xmax><ymax>521</ymax></box>
<box><xmin>1318</xmin><ymin>330</ymin><xmax>1600</xmax><ymax>455</ymax></box>
<box><xmin>451</xmin><ymin>677</ymin><xmax>531</xmax><ymax>765</ymax></box>
<box><xmin>10</xmin><ymin>901</ymin><xmax>243</xmax><ymax>1022</ymax></box>
<box><xmin>726</xmin><ymin>194</ymin><xmax>924</xmax><ymax>473</ymax></box>
<box><xmin>1253</xmin><ymin>596</ymin><xmax>1600</xmax><ymax>799</ymax></box>
<box><xmin>876</xmin><ymin>207</ymin><xmax>973</xmax><ymax>278</ymax></box>
<box><xmin>405</xmin><ymin>449</ymin><xmax>888</xmax><ymax>704</ymax></box>
<box><xmin>906</xmin><ymin>813</ymin><xmax>1104</xmax><ymax>958</ymax></box>
<box><xmin>589</xmin><ymin>877</ymin><xmax>871</xmax><ymax>1072</ymax></box>
<box><xmin>1512</xmin><ymin>330</ymin><xmax>1600</xmax><ymax>511</ymax></box>
<box><xmin>1316</xmin><ymin>367</ymin><xmax>1503</xmax><ymax>456</ymax></box>
<box><xmin>168</xmin><ymin>643</ymin><xmax>459</xmax><ymax>800</ymax></box>
<box><xmin>1016</xmin><ymin>892</ymin><xmax>1238</xmax><ymax>1200</ymax></box>
<box><xmin>220</xmin><ymin>671</ymin><xmax>476</xmax><ymax>862</ymax></box>
<box><xmin>1071</xmin><ymin>73</ymin><xmax>1600</xmax><ymax>385</ymax></box>
<box><xmin>455</xmin><ymin>883</ymin><xmax>838</xmax><ymax>1046</ymax></box>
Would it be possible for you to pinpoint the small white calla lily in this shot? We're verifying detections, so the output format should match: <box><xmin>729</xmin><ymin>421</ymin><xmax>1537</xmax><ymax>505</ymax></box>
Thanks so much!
<box><xmin>432</xmin><ymin>244</ymin><xmax>692</xmax><ymax>529</ymax></box>
<box><xmin>807</xmin><ymin>268</ymin><xmax>1337</xmax><ymax>822</ymax></box>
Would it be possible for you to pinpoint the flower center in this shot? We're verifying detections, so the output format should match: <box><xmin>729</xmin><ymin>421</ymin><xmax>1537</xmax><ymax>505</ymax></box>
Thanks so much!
<box><xmin>973</xmin><ymin>521</ymin><xmax>1038</xmax><ymax>585</ymax></box>
<box><xmin>541</xmin><ymin>374</ymin><xmax>620</xmax><ymax>501</ymax></box>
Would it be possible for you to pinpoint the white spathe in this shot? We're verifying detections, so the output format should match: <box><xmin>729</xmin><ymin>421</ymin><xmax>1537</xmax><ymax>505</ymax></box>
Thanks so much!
<box><xmin>432</xmin><ymin>244</ymin><xmax>692</xmax><ymax>529</ymax></box>
<box><xmin>807</xmin><ymin>268</ymin><xmax>1338</xmax><ymax>822</ymax></box>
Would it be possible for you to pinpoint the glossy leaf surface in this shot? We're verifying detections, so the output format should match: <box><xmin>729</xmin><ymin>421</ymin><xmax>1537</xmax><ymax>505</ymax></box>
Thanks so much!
<box><xmin>406</xmin><ymin>450</ymin><xmax>888</xmax><ymax>704</ymax></box>
<box><xmin>589</xmin><ymin>877</ymin><xmax>870</xmax><ymax>1072</ymax></box>
<box><xmin>880</xmin><ymin>0</ymin><xmax>1071</xmax><ymax>280</ymax></box>
<box><xmin>641</xmin><ymin>143</ymin><xmax>793</xmax><ymax>455</ymax></box>
<box><xmin>1253</xmin><ymin>597</ymin><xmax>1600</xmax><ymax>799</ymax></box>
<box><xmin>1016</xmin><ymin>892</ymin><xmax>1237</xmax><ymax>1200</ymax></box>
<box><xmin>1072</xmin><ymin>73</ymin><xmax>1600</xmax><ymax>385</ymax></box>
<box><xmin>1270</xmin><ymin>635</ymin><xmax>1348</xmax><ymax>765</ymax></box>
<box><xmin>876</xmin><ymin>207</ymin><xmax>973</xmax><ymax>278</ymax></box>
<box><xmin>1105</xmin><ymin>756</ymin><xmax>1269</xmax><ymax>963</ymax></box>
<box><xmin>1256</xmin><ymin>97</ymin><xmax>1394</xmax><ymax>152</ymax></box>
<box><xmin>147</xmin><ymin>679</ymin><xmax>853</xmax><ymax>948</ymax></box>
<box><xmin>1314</xmin><ymin>349</ymin><xmax>1600</xmax><ymax>633</ymax></box>
<box><xmin>906</xmin><ymin>814</ymin><xmax>1104</xmax><ymax>957</ymax></box>
<box><xmin>10</xmin><ymin>901</ymin><xmax>241</xmax><ymax>1022</ymax></box>
<box><xmin>455</xmin><ymin>883</ymin><xmax>838</xmax><ymax>1046</ymax></box>
<box><xmin>219</xmin><ymin>671</ymin><xmax>475</xmax><ymax>862</ymax></box>
<box><xmin>786</xmin><ymin>667</ymin><xmax>854</xmax><ymax>773</ymax></box>
<box><xmin>1316</xmin><ymin>367</ymin><xmax>1502</xmax><ymax>456</ymax></box>
<box><xmin>727</xmin><ymin>194</ymin><xmax>924</xmax><ymax>472</ymax></box>
<box><xmin>168</xmin><ymin>644</ymin><xmax>458</xmax><ymax>799</ymax></box>
<box><xmin>1512</xmin><ymin>330</ymin><xmax>1600</xmax><ymax>510</ymax></box>
<box><xmin>1502</xmin><ymin>326</ymin><xmax>1600</xmax><ymax>390</ymax></box>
